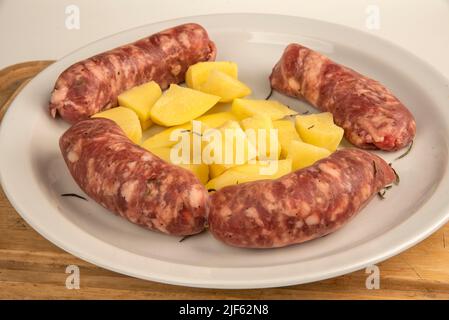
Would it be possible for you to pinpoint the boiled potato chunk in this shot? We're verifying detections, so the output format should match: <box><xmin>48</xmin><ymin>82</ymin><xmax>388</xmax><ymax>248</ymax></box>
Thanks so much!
<box><xmin>206</xmin><ymin>159</ymin><xmax>292</xmax><ymax>191</ymax></box>
<box><xmin>209</xmin><ymin>164</ymin><xmax>226</xmax><ymax>179</ymax></box>
<box><xmin>141</xmin><ymin>112</ymin><xmax>237</xmax><ymax>150</ymax></box>
<box><xmin>297</xmin><ymin>112</ymin><xmax>334</xmax><ymax>126</ymax></box>
<box><xmin>199</xmin><ymin>70</ymin><xmax>251</xmax><ymax>103</ymax></box>
<box><xmin>186</xmin><ymin>61</ymin><xmax>238</xmax><ymax>90</ymax></box>
<box><xmin>231</xmin><ymin>98</ymin><xmax>297</xmax><ymax>120</ymax></box>
<box><xmin>140</xmin><ymin>118</ymin><xmax>153</xmax><ymax>131</ymax></box>
<box><xmin>273</xmin><ymin>119</ymin><xmax>302</xmax><ymax>159</ymax></box>
<box><xmin>163</xmin><ymin>113</ymin><xmax>233</xmax><ymax>158</ymax></box>
<box><xmin>240</xmin><ymin>114</ymin><xmax>281</xmax><ymax>160</ymax></box>
<box><xmin>145</xmin><ymin>146</ymin><xmax>172</xmax><ymax>162</ymax></box>
<box><xmin>92</xmin><ymin>106</ymin><xmax>142</xmax><ymax>144</ymax></box>
<box><xmin>206</xmin><ymin>120</ymin><xmax>257</xmax><ymax>178</ymax></box>
<box><xmin>141</xmin><ymin>123</ymin><xmax>191</xmax><ymax>150</ymax></box>
<box><xmin>184</xmin><ymin>164</ymin><xmax>209</xmax><ymax>185</ymax></box>
<box><xmin>117</xmin><ymin>81</ymin><xmax>162</xmax><ymax>130</ymax></box>
<box><xmin>286</xmin><ymin>140</ymin><xmax>331</xmax><ymax>170</ymax></box>
<box><xmin>150</xmin><ymin>84</ymin><xmax>220</xmax><ymax>126</ymax></box>
<box><xmin>143</xmin><ymin>146</ymin><xmax>209</xmax><ymax>185</ymax></box>
<box><xmin>196</xmin><ymin>111</ymin><xmax>238</xmax><ymax>129</ymax></box>
<box><xmin>295</xmin><ymin>112</ymin><xmax>344</xmax><ymax>151</ymax></box>
<box><xmin>169</xmin><ymin>124</ymin><xmax>209</xmax><ymax>165</ymax></box>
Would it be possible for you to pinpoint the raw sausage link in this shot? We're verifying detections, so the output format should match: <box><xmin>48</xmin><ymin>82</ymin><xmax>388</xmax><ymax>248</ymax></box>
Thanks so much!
<box><xmin>209</xmin><ymin>148</ymin><xmax>395</xmax><ymax>248</ymax></box>
<box><xmin>50</xmin><ymin>23</ymin><xmax>217</xmax><ymax>124</ymax></box>
<box><xmin>270</xmin><ymin>44</ymin><xmax>416</xmax><ymax>151</ymax></box>
<box><xmin>59</xmin><ymin>118</ymin><xmax>209</xmax><ymax>236</ymax></box>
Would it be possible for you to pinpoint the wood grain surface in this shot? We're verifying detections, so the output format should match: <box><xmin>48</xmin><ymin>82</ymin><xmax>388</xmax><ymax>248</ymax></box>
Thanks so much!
<box><xmin>1</xmin><ymin>62</ymin><xmax>449</xmax><ymax>300</ymax></box>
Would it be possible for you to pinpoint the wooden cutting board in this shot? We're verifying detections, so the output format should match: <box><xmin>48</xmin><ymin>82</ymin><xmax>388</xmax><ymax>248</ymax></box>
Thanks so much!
<box><xmin>1</xmin><ymin>61</ymin><xmax>449</xmax><ymax>299</ymax></box>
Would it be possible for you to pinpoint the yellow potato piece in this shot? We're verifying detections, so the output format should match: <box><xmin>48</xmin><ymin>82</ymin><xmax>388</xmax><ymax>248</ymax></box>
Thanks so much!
<box><xmin>117</xmin><ymin>81</ymin><xmax>162</xmax><ymax>130</ymax></box>
<box><xmin>199</xmin><ymin>70</ymin><xmax>251</xmax><ymax>103</ymax></box>
<box><xmin>186</xmin><ymin>61</ymin><xmax>238</xmax><ymax>90</ymax></box>
<box><xmin>240</xmin><ymin>114</ymin><xmax>281</xmax><ymax>160</ymax></box>
<box><xmin>296</xmin><ymin>112</ymin><xmax>335</xmax><ymax>125</ymax></box>
<box><xmin>231</xmin><ymin>98</ymin><xmax>297</xmax><ymax>120</ymax></box>
<box><xmin>295</xmin><ymin>112</ymin><xmax>344</xmax><ymax>151</ymax></box>
<box><xmin>140</xmin><ymin>112</ymin><xmax>237</xmax><ymax>150</ymax></box>
<box><xmin>143</xmin><ymin>146</ymin><xmax>209</xmax><ymax>185</ymax></box>
<box><xmin>141</xmin><ymin>123</ymin><xmax>191</xmax><ymax>150</ymax></box>
<box><xmin>209</xmin><ymin>164</ymin><xmax>226</xmax><ymax>179</ymax></box>
<box><xmin>140</xmin><ymin>118</ymin><xmax>153</xmax><ymax>131</ymax></box>
<box><xmin>150</xmin><ymin>84</ymin><xmax>220</xmax><ymax>126</ymax></box>
<box><xmin>286</xmin><ymin>140</ymin><xmax>331</xmax><ymax>171</ymax></box>
<box><xmin>185</xmin><ymin>164</ymin><xmax>209</xmax><ymax>185</ymax></box>
<box><xmin>206</xmin><ymin>159</ymin><xmax>292</xmax><ymax>191</ymax></box>
<box><xmin>144</xmin><ymin>146</ymin><xmax>176</xmax><ymax>162</ymax></box>
<box><xmin>92</xmin><ymin>106</ymin><xmax>142</xmax><ymax>144</ymax></box>
<box><xmin>169</xmin><ymin>124</ymin><xmax>209</xmax><ymax>166</ymax></box>
<box><xmin>273</xmin><ymin>119</ymin><xmax>302</xmax><ymax>159</ymax></box>
<box><xmin>206</xmin><ymin>120</ymin><xmax>257</xmax><ymax>178</ymax></box>
<box><xmin>195</xmin><ymin>111</ymin><xmax>238</xmax><ymax>129</ymax></box>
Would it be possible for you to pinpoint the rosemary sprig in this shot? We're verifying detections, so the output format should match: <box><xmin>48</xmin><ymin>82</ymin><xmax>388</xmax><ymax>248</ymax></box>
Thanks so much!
<box><xmin>377</xmin><ymin>184</ymin><xmax>393</xmax><ymax>200</ymax></box>
<box><xmin>265</xmin><ymin>88</ymin><xmax>273</xmax><ymax>100</ymax></box>
<box><xmin>61</xmin><ymin>193</ymin><xmax>87</xmax><ymax>201</ymax></box>
<box><xmin>388</xmin><ymin>163</ymin><xmax>400</xmax><ymax>185</ymax></box>
<box><xmin>179</xmin><ymin>235</ymin><xmax>193</xmax><ymax>242</ymax></box>
<box><xmin>180</xmin><ymin>129</ymin><xmax>202</xmax><ymax>137</ymax></box>
<box><xmin>377</xmin><ymin>189</ymin><xmax>386</xmax><ymax>199</ymax></box>
<box><xmin>394</xmin><ymin>140</ymin><xmax>413</xmax><ymax>161</ymax></box>
<box><xmin>372</xmin><ymin>160</ymin><xmax>378</xmax><ymax>176</ymax></box>
<box><xmin>179</xmin><ymin>229</ymin><xmax>207</xmax><ymax>243</ymax></box>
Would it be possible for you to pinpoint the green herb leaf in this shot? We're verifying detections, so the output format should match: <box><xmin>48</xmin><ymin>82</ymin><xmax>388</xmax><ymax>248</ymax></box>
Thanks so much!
<box><xmin>377</xmin><ymin>189</ymin><xmax>386</xmax><ymax>199</ymax></box>
<box><xmin>61</xmin><ymin>193</ymin><xmax>87</xmax><ymax>201</ymax></box>
<box><xmin>265</xmin><ymin>88</ymin><xmax>273</xmax><ymax>100</ymax></box>
<box><xmin>394</xmin><ymin>140</ymin><xmax>413</xmax><ymax>161</ymax></box>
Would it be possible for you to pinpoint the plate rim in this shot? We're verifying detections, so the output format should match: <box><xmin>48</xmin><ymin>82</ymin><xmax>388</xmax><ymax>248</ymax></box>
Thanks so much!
<box><xmin>1</xmin><ymin>13</ymin><xmax>449</xmax><ymax>289</ymax></box>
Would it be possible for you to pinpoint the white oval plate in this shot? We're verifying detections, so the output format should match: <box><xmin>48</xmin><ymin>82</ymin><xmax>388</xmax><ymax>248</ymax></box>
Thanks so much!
<box><xmin>1</xmin><ymin>14</ymin><xmax>449</xmax><ymax>289</ymax></box>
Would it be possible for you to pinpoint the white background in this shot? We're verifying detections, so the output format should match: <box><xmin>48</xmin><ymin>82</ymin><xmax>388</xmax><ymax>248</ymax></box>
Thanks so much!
<box><xmin>0</xmin><ymin>0</ymin><xmax>448</xmax><ymax>77</ymax></box>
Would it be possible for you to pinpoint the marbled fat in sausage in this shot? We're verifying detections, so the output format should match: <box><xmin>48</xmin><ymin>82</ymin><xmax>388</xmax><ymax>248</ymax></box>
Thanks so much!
<box><xmin>209</xmin><ymin>149</ymin><xmax>395</xmax><ymax>248</ymax></box>
<box><xmin>50</xmin><ymin>23</ymin><xmax>217</xmax><ymax>124</ymax></box>
<box><xmin>59</xmin><ymin>118</ymin><xmax>209</xmax><ymax>236</ymax></box>
<box><xmin>270</xmin><ymin>44</ymin><xmax>416</xmax><ymax>151</ymax></box>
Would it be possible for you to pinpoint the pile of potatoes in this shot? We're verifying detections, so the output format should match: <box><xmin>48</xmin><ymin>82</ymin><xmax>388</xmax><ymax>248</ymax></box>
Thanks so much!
<box><xmin>92</xmin><ymin>61</ymin><xmax>344</xmax><ymax>190</ymax></box>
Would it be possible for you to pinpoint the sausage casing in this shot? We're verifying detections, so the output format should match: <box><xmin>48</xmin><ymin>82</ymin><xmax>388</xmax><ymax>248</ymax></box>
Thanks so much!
<box><xmin>209</xmin><ymin>148</ymin><xmax>395</xmax><ymax>248</ymax></box>
<box><xmin>59</xmin><ymin>118</ymin><xmax>209</xmax><ymax>236</ymax></box>
<box><xmin>270</xmin><ymin>44</ymin><xmax>416</xmax><ymax>151</ymax></box>
<box><xmin>50</xmin><ymin>23</ymin><xmax>216</xmax><ymax>124</ymax></box>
